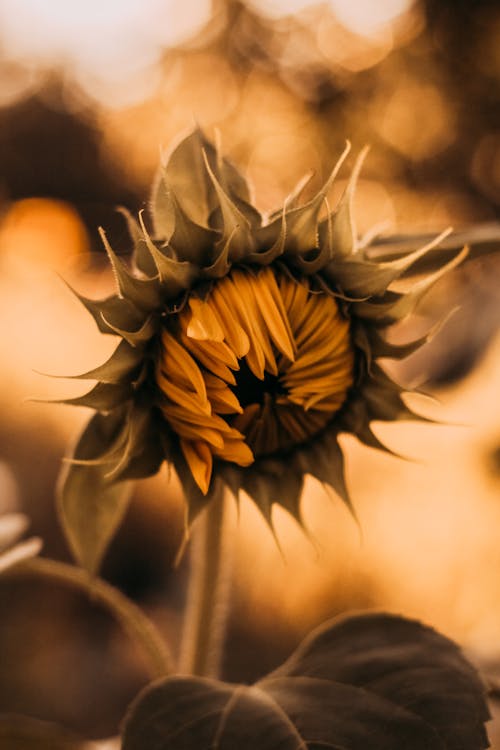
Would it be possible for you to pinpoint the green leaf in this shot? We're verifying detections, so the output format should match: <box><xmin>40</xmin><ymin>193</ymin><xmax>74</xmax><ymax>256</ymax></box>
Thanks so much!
<box><xmin>122</xmin><ymin>613</ymin><xmax>490</xmax><ymax>750</ymax></box>
<box><xmin>0</xmin><ymin>714</ymin><xmax>86</xmax><ymax>749</ymax></box>
<box><xmin>104</xmin><ymin>407</ymin><xmax>162</xmax><ymax>481</ymax></box>
<box><xmin>57</xmin><ymin>411</ymin><xmax>132</xmax><ymax>574</ymax></box>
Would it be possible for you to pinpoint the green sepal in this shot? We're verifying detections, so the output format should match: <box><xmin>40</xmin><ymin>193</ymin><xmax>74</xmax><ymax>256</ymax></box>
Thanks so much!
<box><xmin>297</xmin><ymin>428</ymin><xmax>354</xmax><ymax>517</ymax></box>
<box><xmin>207</xmin><ymin>135</ymin><xmax>261</xmax><ymax>230</ymax></box>
<box><xmin>248</xmin><ymin>208</ymin><xmax>286</xmax><ymax>265</ymax></box>
<box><xmin>138</xmin><ymin>212</ymin><xmax>198</xmax><ymax>297</ymax></box>
<box><xmin>352</xmin><ymin>246</ymin><xmax>468</xmax><ymax>324</ymax></box>
<box><xmin>361</xmin><ymin>364</ymin><xmax>435</xmax><ymax>424</ymax></box>
<box><xmin>199</xmin><ymin>235</ymin><xmax>232</xmax><ymax>280</ymax></box>
<box><xmin>340</xmin><ymin>398</ymin><xmax>408</xmax><ymax>459</ymax></box>
<box><xmin>241</xmin><ymin>458</ymin><xmax>304</xmax><ymax>531</ymax></box>
<box><xmin>157</xmin><ymin>128</ymin><xmax>259</xmax><ymax>231</ymax></box>
<box><xmin>325</xmin><ymin>228</ymin><xmax>454</xmax><ymax>297</ymax></box>
<box><xmin>202</xmin><ymin>150</ymin><xmax>255</xmax><ymax>261</ymax></box>
<box><xmin>64</xmin><ymin>282</ymin><xmax>144</xmax><ymax>335</ymax></box>
<box><xmin>267</xmin><ymin>170</ymin><xmax>314</xmax><ymax>220</ymax></box>
<box><xmin>150</xmin><ymin>164</ymin><xmax>175</xmax><ymax>240</ymax></box>
<box><xmin>117</xmin><ymin>206</ymin><xmax>159</xmax><ymax>278</ymax></box>
<box><xmin>327</xmin><ymin>145</ymin><xmax>369</xmax><ymax>259</ymax></box>
<box><xmin>337</xmin><ymin>393</ymin><xmax>408</xmax><ymax>460</ymax></box>
<box><xmin>281</xmin><ymin>141</ymin><xmax>351</xmax><ymax>258</ymax></box>
<box><xmin>152</xmin><ymin>173</ymin><xmax>219</xmax><ymax>265</ymax></box>
<box><xmin>52</xmin><ymin>382</ymin><xmax>134</xmax><ymax>411</ymax></box>
<box><xmin>57</xmin><ymin>340</ymin><xmax>143</xmax><ymax>383</ymax></box>
<box><xmin>366</xmin><ymin>221</ymin><xmax>500</xmax><ymax>265</ymax></box>
<box><xmin>98</xmin><ymin>228</ymin><xmax>162</xmax><ymax>310</ymax></box>
<box><xmin>57</xmin><ymin>411</ymin><xmax>132</xmax><ymax>574</ymax></box>
<box><xmin>156</xmin><ymin>129</ymin><xmax>215</xmax><ymax>226</ymax></box>
<box><xmin>101</xmin><ymin>310</ymin><xmax>157</xmax><ymax>347</ymax></box>
<box><xmin>217</xmin><ymin>463</ymin><xmax>243</xmax><ymax>503</ymax></box>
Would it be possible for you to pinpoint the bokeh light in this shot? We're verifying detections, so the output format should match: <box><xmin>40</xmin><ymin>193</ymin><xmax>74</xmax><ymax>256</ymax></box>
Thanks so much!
<box><xmin>0</xmin><ymin>0</ymin><xmax>212</xmax><ymax>106</ymax></box>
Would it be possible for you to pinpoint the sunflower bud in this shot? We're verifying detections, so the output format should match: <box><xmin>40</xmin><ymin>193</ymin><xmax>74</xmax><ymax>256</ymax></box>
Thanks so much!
<box><xmin>56</xmin><ymin>128</ymin><xmax>467</xmax><ymax>541</ymax></box>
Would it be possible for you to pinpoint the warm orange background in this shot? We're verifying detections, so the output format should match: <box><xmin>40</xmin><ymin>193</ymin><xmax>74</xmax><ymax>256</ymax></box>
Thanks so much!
<box><xmin>0</xmin><ymin>0</ymin><xmax>499</xmax><ymax>744</ymax></box>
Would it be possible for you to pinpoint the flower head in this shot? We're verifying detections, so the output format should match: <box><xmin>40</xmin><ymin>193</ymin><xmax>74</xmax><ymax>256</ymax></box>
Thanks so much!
<box><xmin>59</xmin><ymin>130</ymin><xmax>466</xmax><ymax>529</ymax></box>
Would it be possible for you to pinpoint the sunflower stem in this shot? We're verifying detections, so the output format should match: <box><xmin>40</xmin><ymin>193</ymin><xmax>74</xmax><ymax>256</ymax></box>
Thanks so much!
<box><xmin>179</xmin><ymin>490</ymin><xmax>232</xmax><ymax>678</ymax></box>
<box><xmin>4</xmin><ymin>556</ymin><xmax>173</xmax><ymax>679</ymax></box>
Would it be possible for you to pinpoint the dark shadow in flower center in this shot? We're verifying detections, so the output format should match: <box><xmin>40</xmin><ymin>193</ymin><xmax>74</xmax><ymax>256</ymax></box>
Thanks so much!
<box><xmin>231</xmin><ymin>359</ymin><xmax>287</xmax><ymax>407</ymax></box>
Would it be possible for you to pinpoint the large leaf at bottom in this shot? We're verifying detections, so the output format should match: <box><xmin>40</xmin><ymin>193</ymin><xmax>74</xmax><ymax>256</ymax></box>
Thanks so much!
<box><xmin>57</xmin><ymin>411</ymin><xmax>132</xmax><ymax>575</ymax></box>
<box><xmin>122</xmin><ymin>613</ymin><xmax>490</xmax><ymax>749</ymax></box>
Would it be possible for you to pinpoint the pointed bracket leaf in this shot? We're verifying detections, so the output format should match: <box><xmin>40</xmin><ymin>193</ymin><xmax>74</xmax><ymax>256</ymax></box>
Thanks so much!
<box><xmin>202</xmin><ymin>149</ymin><xmax>254</xmax><ymax>261</ymax></box>
<box><xmin>283</xmin><ymin>140</ymin><xmax>352</xmax><ymax>257</ymax></box>
<box><xmin>330</xmin><ymin>145</ymin><xmax>369</xmax><ymax>258</ymax></box>
<box><xmin>98</xmin><ymin>227</ymin><xmax>162</xmax><ymax>310</ymax></box>
<box><xmin>138</xmin><ymin>211</ymin><xmax>198</xmax><ymax>298</ymax></box>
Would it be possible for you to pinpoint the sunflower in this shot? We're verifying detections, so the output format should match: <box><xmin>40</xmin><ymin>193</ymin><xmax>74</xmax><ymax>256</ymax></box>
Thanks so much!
<box><xmin>59</xmin><ymin>130</ymin><xmax>466</xmax><ymax>530</ymax></box>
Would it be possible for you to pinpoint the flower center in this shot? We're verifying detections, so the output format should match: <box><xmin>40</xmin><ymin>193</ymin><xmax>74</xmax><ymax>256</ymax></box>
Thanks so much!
<box><xmin>156</xmin><ymin>266</ymin><xmax>354</xmax><ymax>494</ymax></box>
<box><xmin>230</xmin><ymin>360</ymin><xmax>287</xmax><ymax>408</ymax></box>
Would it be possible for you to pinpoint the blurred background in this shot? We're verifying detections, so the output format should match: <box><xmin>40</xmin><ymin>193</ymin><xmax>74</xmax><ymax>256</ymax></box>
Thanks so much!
<box><xmin>0</xmin><ymin>0</ymin><xmax>499</xmax><ymax>744</ymax></box>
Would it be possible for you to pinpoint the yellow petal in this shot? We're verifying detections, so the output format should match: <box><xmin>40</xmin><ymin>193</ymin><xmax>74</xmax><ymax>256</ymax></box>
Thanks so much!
<box><xmin>231</xmin><ymin>270</ymin><xmax>278</xmax><ymax>377</ymax></box>
<box><xmin>214</xmin><ymin>436</ymin><xmax>254</xmax><ymax>465</ymax></box>
<box><xmin>181</xmin><ymin>439</ymin><xmax>213</xmax><ymax>494</ymax></box>
<box><xmin>159</xmin><ymin>329</ymin><xmax>207</xmax><ymax>400</ymax></box>
<box><xmin>209</xmin><ymin>285</ymin><xmax>250</xmax><ymax>358</ymax></box>
<box><xmin>180</xmin><ymin>332</ymin><xmax>238</xmax><ymax>384</ymax></box>
<box><xmin>220</xmin><ymin>272</ymin><xmax>267</xmax><ymax>379</ymax></box>
<box><xmin>164</xmin><ymin>416</ymin><xmax>225</xmax><ymax>448</ymax></box>
<box><xmin>205</xmin><ymin>377</ymin><xmax>243</xmax><ymax>414</ymax></box>
<box><xmin>251</xmin><ymin>268</ymin><xmax>296</xmax><ymax>361</ymax></box>
<box><xmin>186</xmin><ymin>297</ymin><xmax>225</xmax><ymax>342</ymax></box>
<box><xmin>156</xmin><ymin>375</ymin><xmax>211</xmax><ymax>416</ymax></box>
